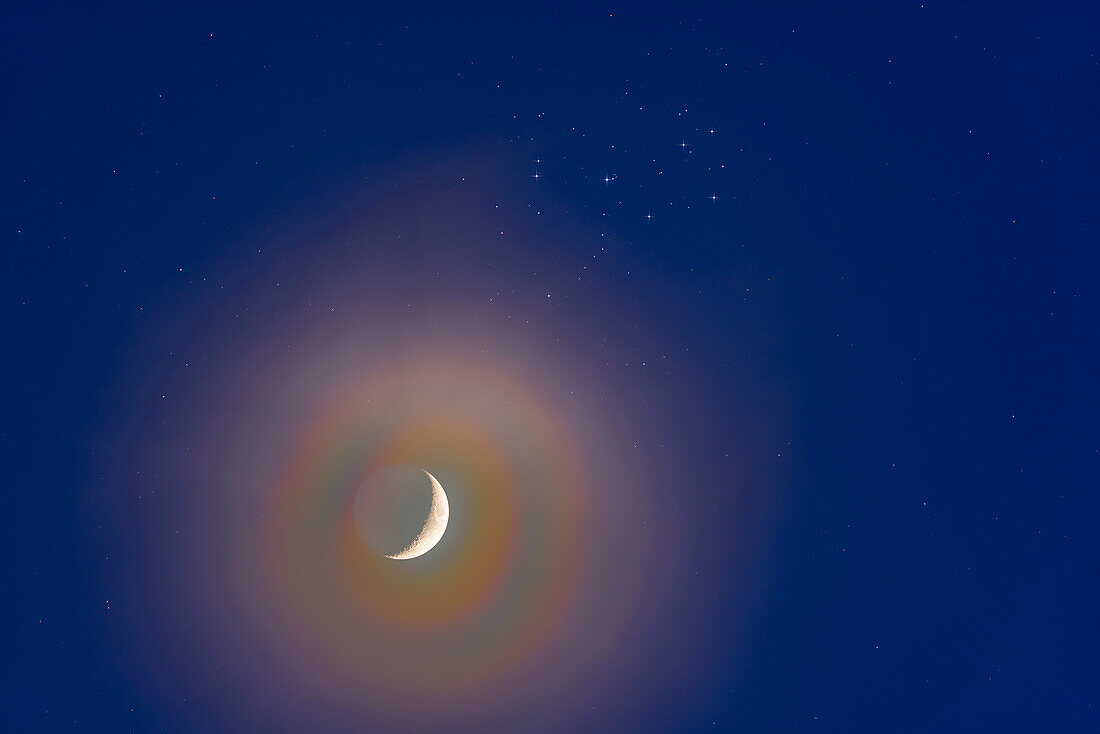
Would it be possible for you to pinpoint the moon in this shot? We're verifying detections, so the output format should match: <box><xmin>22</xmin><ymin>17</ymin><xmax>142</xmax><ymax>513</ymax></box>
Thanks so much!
<box><xmin>353</xmin><ymin>465</ymin><xmax>449</xmax><ymax>560</ymax></box>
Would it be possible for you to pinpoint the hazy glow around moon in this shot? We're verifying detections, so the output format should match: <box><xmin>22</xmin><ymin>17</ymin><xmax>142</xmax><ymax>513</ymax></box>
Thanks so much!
<box><xmin>354</xmin><ymin>465</ymin><xmax>450</xmax><ymax>560</ymax></box>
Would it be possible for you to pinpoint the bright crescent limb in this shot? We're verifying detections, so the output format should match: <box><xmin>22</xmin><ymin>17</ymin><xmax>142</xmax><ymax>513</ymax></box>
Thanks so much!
<box><xmin>385</xmin><ymin>470</ymin><xmax>450</xmax><ymax>560</ymax></box>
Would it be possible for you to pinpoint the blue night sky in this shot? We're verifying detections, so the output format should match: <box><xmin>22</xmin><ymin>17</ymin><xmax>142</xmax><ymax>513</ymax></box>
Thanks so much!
<box><xmin>3</xmin><ymin>3</ymin><xmax>1097</xmax><ymax>732</ymax></box>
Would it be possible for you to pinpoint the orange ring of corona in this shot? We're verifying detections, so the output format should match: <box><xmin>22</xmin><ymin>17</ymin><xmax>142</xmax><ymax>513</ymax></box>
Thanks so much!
<box><xmin>261</xmin><ymin>357</ymin><xmax>588</xmax><ymax>697</ymax></box>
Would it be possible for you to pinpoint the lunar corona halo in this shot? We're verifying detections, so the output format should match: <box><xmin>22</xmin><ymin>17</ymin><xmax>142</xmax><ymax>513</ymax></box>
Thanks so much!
<box><xmin>164</xmin><ymin>338</ymin><xmax>657</xmax><ymax>728</ymax></box>
<box><xmin>260</xmin><ymin>355</ymin><xmax>588</xmax><ymax>698</ymax></box>
<box><xmin>129</xmin><ymin>175</ymin><xmax>674</xmax><ymax>731</ymax></box>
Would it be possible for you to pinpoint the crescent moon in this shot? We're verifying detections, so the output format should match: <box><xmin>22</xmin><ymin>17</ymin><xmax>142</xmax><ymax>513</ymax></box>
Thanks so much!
<box><xmin>385</xmin><ymin>470</ymin><xmax>449</xmax><ymax>560</ymax></box>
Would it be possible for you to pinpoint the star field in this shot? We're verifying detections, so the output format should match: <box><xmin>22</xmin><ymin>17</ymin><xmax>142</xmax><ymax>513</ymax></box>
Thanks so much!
<box><xmin>3</xmin><ymin>3</ymin><xmax>1097</xmax><ymax>732</ymax></box>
